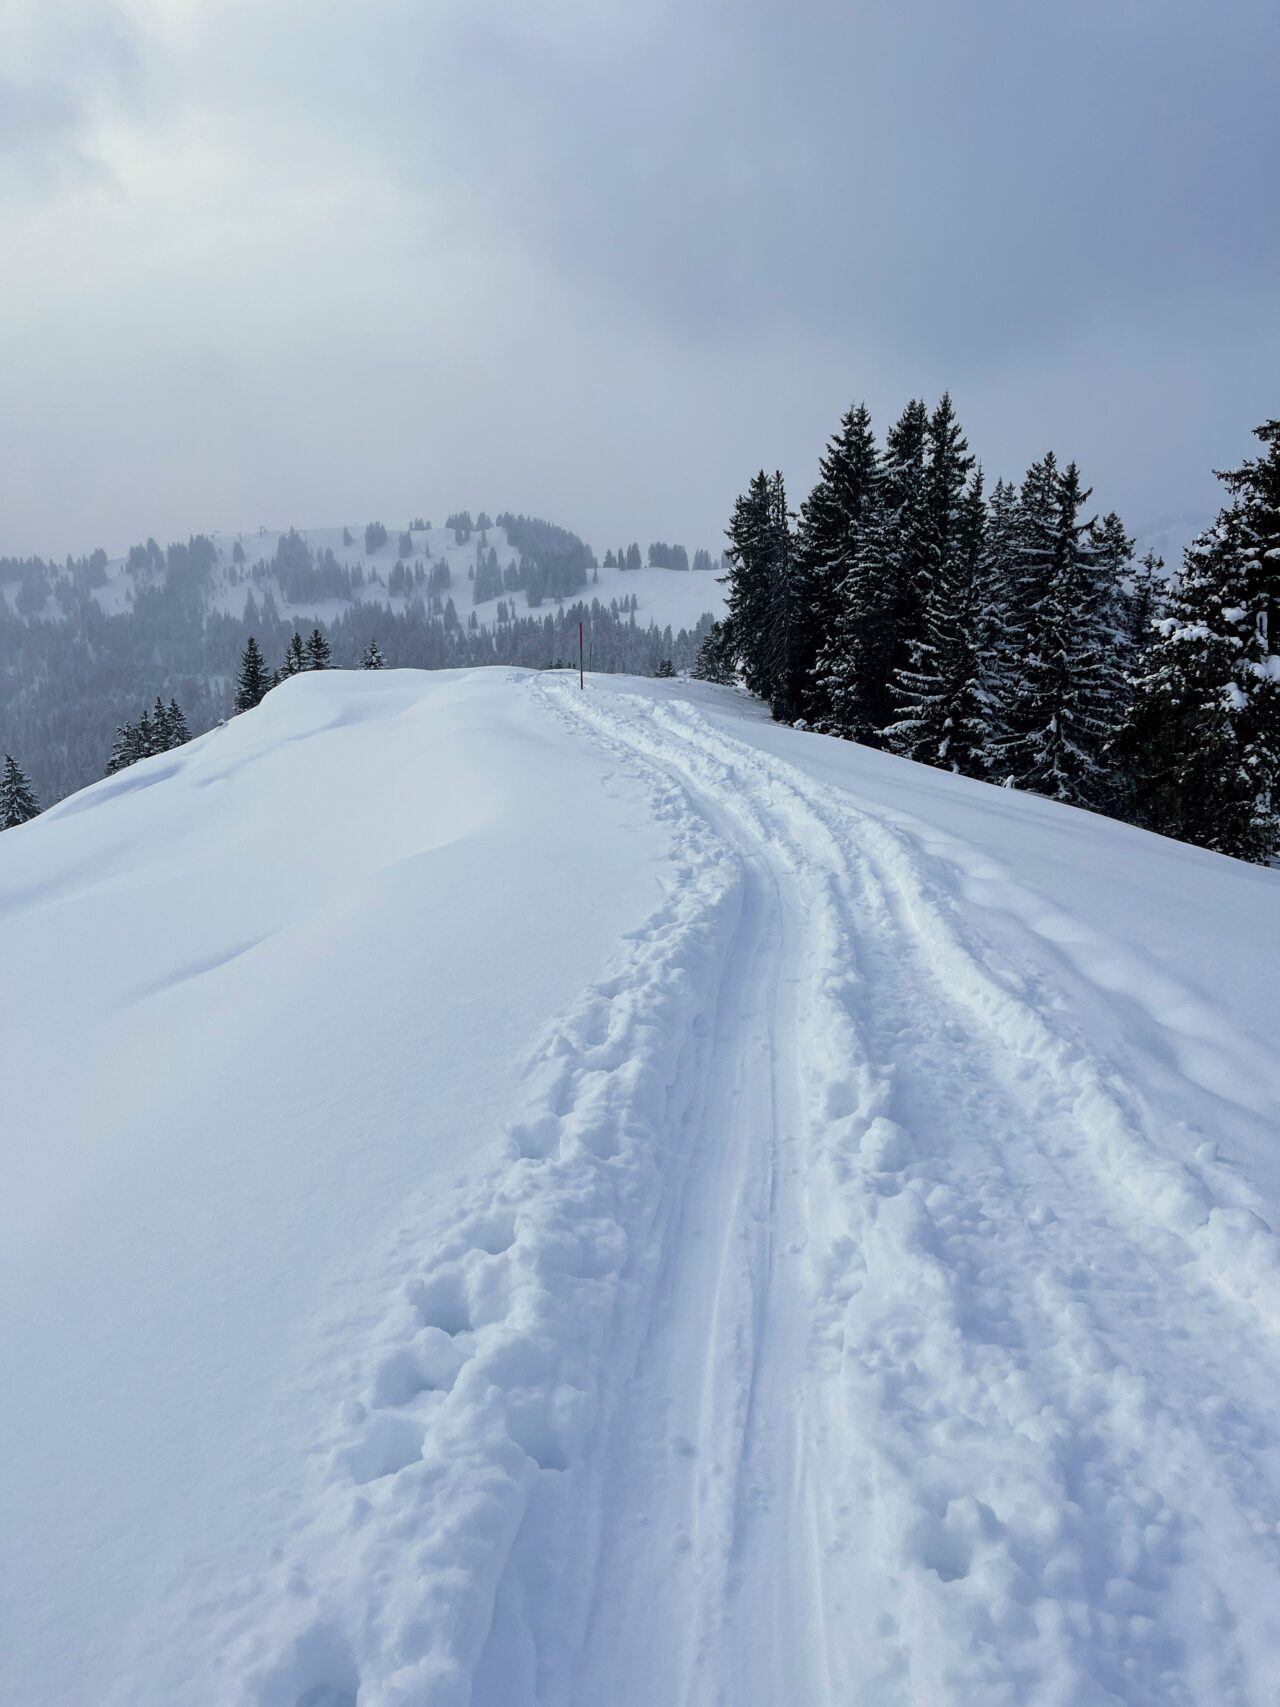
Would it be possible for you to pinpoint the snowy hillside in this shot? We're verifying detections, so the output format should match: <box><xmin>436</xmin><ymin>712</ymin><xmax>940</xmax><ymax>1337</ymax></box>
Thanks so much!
<box><xmin>0</xmin><ymin>518</ymin><xmax>726</xmax><ymax>806</ymax></box>
<box><xmin>15</xmin><ymin>521</ymin><xmax>727</xmax><ymax>640</ymax></box>
<box><xmin>3</xmin><ymin>669</ymin><xmax>1280</xmax><ymax>1707</ymax></box>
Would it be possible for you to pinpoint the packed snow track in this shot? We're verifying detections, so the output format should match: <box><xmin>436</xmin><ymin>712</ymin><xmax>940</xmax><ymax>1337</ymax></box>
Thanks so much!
<box><xmin>3</xmin><ymin>669</ymin><xmax>1279</xmax><ymax>1707</ymax></box>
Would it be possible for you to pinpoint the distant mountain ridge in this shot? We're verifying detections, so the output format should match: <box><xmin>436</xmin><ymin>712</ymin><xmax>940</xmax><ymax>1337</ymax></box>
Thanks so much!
<box><xmin>0</xmin><ymin>514</ymin><xmax>726</xmax><ymax>806</ymax></box>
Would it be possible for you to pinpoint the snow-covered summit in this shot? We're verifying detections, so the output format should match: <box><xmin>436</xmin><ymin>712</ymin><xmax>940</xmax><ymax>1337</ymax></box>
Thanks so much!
<box><xmin>3</xmin><ymin>668</ymin><xmax>1279</xmax><ymax>1706</ymax></box>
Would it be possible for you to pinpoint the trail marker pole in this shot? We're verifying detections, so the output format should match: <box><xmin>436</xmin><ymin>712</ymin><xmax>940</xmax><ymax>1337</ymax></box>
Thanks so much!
<box><xmin>579</xmin><ymin>621</ymin><xmax>584</xmax><ymax>691</ymax></box>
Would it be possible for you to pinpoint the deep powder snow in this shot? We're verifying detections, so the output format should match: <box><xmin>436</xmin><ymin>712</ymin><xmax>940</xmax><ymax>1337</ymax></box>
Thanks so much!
<box><xmin>2</xmin><ymin>668</ymin><xmax>1279</xmax><ymax>1706</ymax></box>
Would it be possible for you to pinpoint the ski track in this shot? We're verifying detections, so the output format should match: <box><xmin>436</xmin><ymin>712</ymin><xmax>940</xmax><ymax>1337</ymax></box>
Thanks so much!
<box><xmin>121</xmin><ymin>678</ymin><xmax>1280</xmax><ymax>1706</ymax></box>
<box><xmin>541</xmin><ymin>684</ymin><xmax>1280</xmax><ymax>1706</ymax></box>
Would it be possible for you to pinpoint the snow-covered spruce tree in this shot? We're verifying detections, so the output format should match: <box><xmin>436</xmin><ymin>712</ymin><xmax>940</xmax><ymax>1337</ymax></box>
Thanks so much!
<box><xmin>723</xmin><ymin>472</ymin><xmax>777</xmax><ymax>704</ymax></box>
<box><xmin>105</xmin><ymin>724</ymin><xmax>134</xmax><ymax>775</ymax></box>
<box><xmin>654</xmin><ymin>658</ymin><xmax>677</xmax><ymax>678</ymax></box>
<box><xmin>1122</xmin><ymin>419</ymin><xmax>1280</xmax><ymax>861</ymax></box>
<box><xmin>815</xmin><ymin>447</ymin><xmax>893</xmax><ymax>744</ymax></box>
<box><xmin>816</xmin><ymin>397</ymin><xmax>929</xmax><ymax>746</ymax></box>
<box><xmin>279</xmin><ymin>632</ymin><xmax>307</xmax><ymax>679</ymax></box>
<box><xmin>794</xmin><ymin>402</ymin><xmax>879</xmax><ymax>725</ymax></box>
<box><xmin>885</xmin><ymin>395</ymin><xmax>977</xmax><ymax>760</ymax></box>
<box><xmin>166</xmin><ymin>698</ymin><xmax>190</xmax><ymax>745</ymax></box>
<box><xmin>974</xmin><ymin>475</ymin><xmax>1022</xmax><ymax>770</ymax></box>
<box><xmin>998</xmin><ymin>460</ymin><xmax>1125</xmax><ymax>809</ymax></box>
<box><xmin>763</xmin><ymin>473</ymin><xmax>805</xmax><ymax>722</ymax></box>
<box><xmin>723</xmin><ymin>470</ymin><xmax>800</xmax><ymax>716</ymax></box>
<box><xmin>921</xmin><ymin>393</ymin><xmax>975</xmax><ymax>590</ymax></box>
<box><xmin>1122</xmin><ymin>551</ymin><xmax>1168</xmax><ymax>658</ymax></box>
<box><xmin>361</xmin><ymin>637</ymin><xmax>386</xmax><ymax>669</ymax></box>
<box><xmin>305</xmin><ymin>628</ymin><xmax>332</xmax><ymax>671</ymax></box>
<box><xmin>151</xmin><ymin>697</ymin><xmax>172</xmax><ymax>750</ymax></box>
<box><xmin>1</xmin><ymin>754</ymin><xmax>40</xmax><ymax>828</ymax></box>
<box><xmin>136</xmin><ymin>708</ymin><xmax>156</xmax><ymax>758</ymax></box>
<box><xmin>692</xmin><ymin>619</ymin><xmax>737</xmax><ymax>684</ymax></box>
<box><xmin>1082</xmin><ymin>517</ymin><xmax>1142</xmax><ymax>806</ymax></box>
<box><xmin>881</xmin><ymin>398</ymin><xmax>933</xmax><ymax>719</ymax></box>
<box><xmin>234</xmin><ymin>636</ymin><xmax>271</xmax><ymax>712</ymax></box>
<box><xmin>986</xmin><ymin>455</ymin><xmax>1057</xmax><ymax>772</ymax></box>
<box><xmin>1107</xmin><ymin>552</ymin><xmax>1168</xmax><ymax>818</ymax></box>
<box><xmin>884</xmin><ymin>468</ymin><xmax>991</xmax><ymax>774</ymax></box>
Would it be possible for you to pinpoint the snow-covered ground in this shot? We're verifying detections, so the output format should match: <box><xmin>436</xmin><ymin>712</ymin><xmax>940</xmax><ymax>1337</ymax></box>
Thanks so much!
<box><xmin>3</xmin><ymin>668</ymin><xmax>1279</xmax><ymax>1706</ymax></box>
<box><xmin>24</xmin><ymin>523</ymin><xmax>727</xmax><ymax>637</ymax></box>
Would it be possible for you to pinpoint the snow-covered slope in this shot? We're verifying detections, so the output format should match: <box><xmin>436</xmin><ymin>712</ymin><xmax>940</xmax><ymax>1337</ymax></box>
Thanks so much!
<box><xmin>54</xmin><ymin>522</ymin><xmax>726</xmax><ymax>637</ymax></box>
<box><xmin>3</xmin><ymin>669</ymin><xmax>1279</xmax><ymax>1707</ymax></box>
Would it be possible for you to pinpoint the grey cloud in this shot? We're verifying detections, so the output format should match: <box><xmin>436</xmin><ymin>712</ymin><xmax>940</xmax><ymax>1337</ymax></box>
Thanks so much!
<box><xmin>0</xmin><ymin>3</ymin><xmax>143</xmax><ymax>197</ymax></box>
<box><xmin>0</xmin><ymin>0</ymin><xmax>1276</xmax><ymax>562</ymax></box>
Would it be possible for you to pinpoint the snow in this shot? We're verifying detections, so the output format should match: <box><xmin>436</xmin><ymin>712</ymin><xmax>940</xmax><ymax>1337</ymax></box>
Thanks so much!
<box><xmin>3</xmin><ymin>668</ymin><xmax>1280</xmax><ymax>1706</ymax></box>
<box><xmin>72</xmin><ymin>523</ymin><xmax>727</xmax><ymax>637</ymax></box>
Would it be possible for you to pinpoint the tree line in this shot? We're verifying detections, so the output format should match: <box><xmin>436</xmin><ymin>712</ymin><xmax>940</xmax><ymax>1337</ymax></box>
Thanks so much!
<box><xmin>106</xmin><ymin>697</ymin><xmax>191</xmax><ymax>774</ymax></box>
<box><xmin>0</xmin><ymin>510</ymin><xmax>718</xmax><ymax>806</ymax></box>
<box><xmin>700</xmin><ymin>397</ymin><xmax>1279</xmax><ymax>864</ymax></box>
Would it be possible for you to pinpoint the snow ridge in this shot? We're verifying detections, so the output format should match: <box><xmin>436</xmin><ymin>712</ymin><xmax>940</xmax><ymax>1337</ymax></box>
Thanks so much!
<box><xmin>55</xmin><ymin>671</ymin><xmax>1280</xmax><ymax>1706</ymax></box>
<box><xmin>166</xmin><ymin>694</ymin><xmax>743</xmax><ymax>1707</ymax></box>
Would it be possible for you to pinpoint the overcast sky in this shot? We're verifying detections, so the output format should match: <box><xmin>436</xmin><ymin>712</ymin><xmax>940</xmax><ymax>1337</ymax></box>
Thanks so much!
<box><xmin>2</xmin><ymin>0</ymin><xmax>1276</xmax><ymax>562</ymax></box>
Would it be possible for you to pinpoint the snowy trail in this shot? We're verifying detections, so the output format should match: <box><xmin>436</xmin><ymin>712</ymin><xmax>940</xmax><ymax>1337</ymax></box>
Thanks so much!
<box><xmin>563</xmin><ymin>808</ymin><xmax>823</xmax><ymax>1707</ymax></box>
<box><xmin>534</xmin><ymin>681</ymin><xmax>1280</xmax><ymax>1705</ymax></box>
<box><xmin>9</xmin><ymin>669</ymin><xmax>1280</xmax><ymax>1706</ymax></box>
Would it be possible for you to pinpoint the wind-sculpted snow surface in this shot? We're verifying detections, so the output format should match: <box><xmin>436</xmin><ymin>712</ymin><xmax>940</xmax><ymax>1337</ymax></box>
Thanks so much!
<box><xmin>3</xmin><ymin>669</ymin><xmax>1280</xmax><ymax>1705</ymax></box>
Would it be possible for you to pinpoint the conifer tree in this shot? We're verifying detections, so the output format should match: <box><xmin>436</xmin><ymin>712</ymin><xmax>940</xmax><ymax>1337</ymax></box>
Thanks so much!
<box><xmin>105</xmin><ymin>725</ymin><xmax>133</xmax><ymax>776</ymax></box>
<box><xmin>794</xmin><ymin>402</ymin><xmax>879</xmax><ymax>724</ymax></box>
<box><xmin>987</xmin><ymin>455</ymin><xmax>1058</xmax><ymax>769</ymax></box>
<box><xmin>978</xmin><ymin>476</ymin><xmax>1023</xmax><ymax>728</ymax></box>
<box><xmin>0</xmin><ymin>755</ymin><xmax>40</xmax><ymax>828</ymax></box>
<box><xmin>1123</xmin><ymin>419</ymin><xmax>1280</xmax><ymax>861</ymax></box>
<box><xmin>152</xmin><ymin>696</ymin><xmax>172</xmax><ymax>750</ymax></box>
<box><xmin>166</xmin><ymin>699</ymin><xmax>190</xmax><ymax>745</ymax></box>
<box><xmin>885</xmin><ymin>397</ymin><xmax>977</xmax><ymax>753</ymax></box>
<box><xmin>885</xmin><ymin>469</ymin><xmax>991</xmax><ymax>774</ymax></box>
<box><xmin>121</xmin><ymin>722</ymin><xmax>147</xmax><ymax>768</ymax></box>
<box><xmin>999</xmin><ymin>461</ymin><xmax>1122</xmax><ymax>808</ymax></box>
<box><xmin>234</xmin><ymin>636</ymin><xmax>271</xmax><ymax>712</ymax></box>
<box><xmin>279</xmin><ymin>633</ymin><xmax>307</xmax><ymax>678</ymax></box>
<box><xmin>881</xmin><ymin>398</ymin><xmax>933</xmax><ymax>710</ymax></box>
<box><xmin>763</xmin><ymin>472</ymin><xmax>804</xmax><ymax>721</ymax></box>
<box><xmin>305</xmin><ymin>628</ymin><xmax>332</xmax><ymax>670</ymax></box>
<box><xmin>1090</xmin><ymin>512</ymin><xmax>1135</xmax><ymax>595</ymax></box>
<box><xmin>723</xmin><ymin>472</ymin><xmax>799</xmax><ymax>717</ymax></box>
<box><xmin>1122</xmin><ymin>551</ymin><xmax>1167</xmax><ymax>658</ymax></box>
<box><xmin>692</xmin><ymin>619</ymin><xmax>737</xmax><ymax>685</ymax></box>
<box><xmin>1107</xmin><ymin>553</ymin><xmax>1167</xmax><ymax>815</ymax></box>
<box><xmin>922</xmin><ymin>393</ymin><xmax>975</xmax><ymax>595</ymax></box>
<box><xmin>815</xmin><ymin>457</ymin><xmax>893</xmax><ymax>744</ymax></box>
<box><xmin>723</xmin><ymin>472</ymin><xmax>776</xmax><ymax>702</ymax></box>
<box><xmin>136</xmin><ymin>708</ymin><xmax>155</xmax><ymax>758</ymax></box>
<box><xmin>361</xmin><ymin>637</ymin><xmax>386</xmax><ymax>669</ymax></box>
